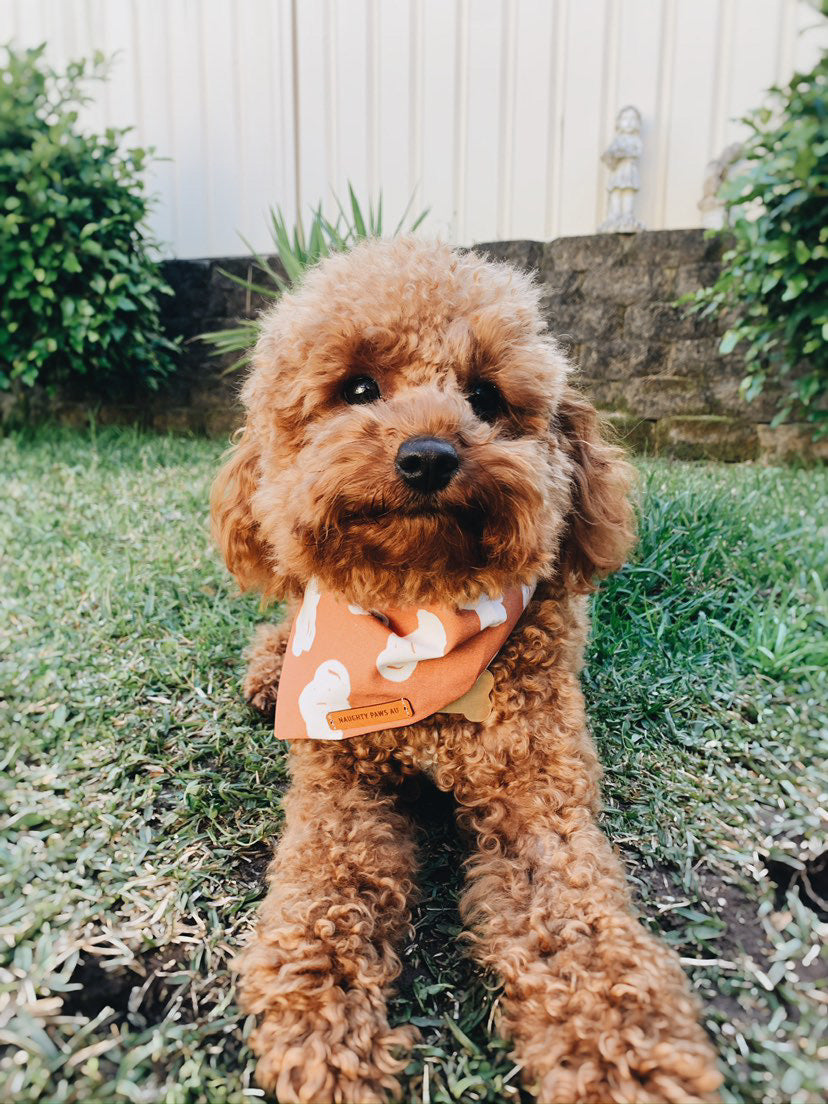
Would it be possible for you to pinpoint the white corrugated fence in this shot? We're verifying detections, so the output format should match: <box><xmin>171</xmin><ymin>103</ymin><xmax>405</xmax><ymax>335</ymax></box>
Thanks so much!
<box><xmin>1</xmin><ymin>0</ymin><xmax>825</xmax><ymax>257</ymax></box>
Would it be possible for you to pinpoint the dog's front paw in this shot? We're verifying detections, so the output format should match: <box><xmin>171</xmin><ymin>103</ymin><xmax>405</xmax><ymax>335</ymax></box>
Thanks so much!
<box><xmin>243</xmin><ymin>622</ymin><xmax>290</xmax><ymax>718</ymax></box>
<box><xmin>502</xmin><ymin>925</ymin><xmax>722</xmax><ymax>1104</ymax></box>
<box><xmin>244</xmin><ymin>678</ymin><xmax>278</xmax><ymax>718</ymax></box>
<box><xmin>533</xmin><ymin>1038</ymin><xmax>722</xmax><ymax>1104</ymax></box>
<box><xmin>522</xmin><ymin>969</ymin><xmax>723</xmax><ymax>1104</ymax></box>
<box><xmin>249</xmin><ymin>1002</ymin><xmax>417</xmax><ymax>1104</ymax></box>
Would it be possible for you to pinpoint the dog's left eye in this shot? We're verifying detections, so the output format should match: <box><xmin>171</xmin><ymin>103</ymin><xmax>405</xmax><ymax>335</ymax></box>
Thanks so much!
<box><xmin>342</xmin><ymin>375</ymin><xmax>381</xmax><ymax>405</ymax></box>
<box><xmin>467</xmin><ymin>380</ymin><xmax>504</xmax><ymax>422</ymax></box>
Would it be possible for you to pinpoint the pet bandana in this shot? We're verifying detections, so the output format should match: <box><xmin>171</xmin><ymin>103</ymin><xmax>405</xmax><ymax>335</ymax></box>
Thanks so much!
<box><xmin>275</xmin><ymin>578</ymin><xmax>535</xmax><ymax>741</ymax></box>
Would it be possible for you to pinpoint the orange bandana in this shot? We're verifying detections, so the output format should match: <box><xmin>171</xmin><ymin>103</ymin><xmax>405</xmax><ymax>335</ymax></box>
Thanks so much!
<box><xmin>275</xmin><ymin>579</ymin><xmax>535</xmax><ymax>740</ymax></box>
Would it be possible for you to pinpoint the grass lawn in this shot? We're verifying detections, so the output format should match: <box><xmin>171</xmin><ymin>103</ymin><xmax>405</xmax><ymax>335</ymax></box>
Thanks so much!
<box><xmin>1</xmin><ymin>427</ymin><xmax>825</xmax><ymax>1104</ymax></box>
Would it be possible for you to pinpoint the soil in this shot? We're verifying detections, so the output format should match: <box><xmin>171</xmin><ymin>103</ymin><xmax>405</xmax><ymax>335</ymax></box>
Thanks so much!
<box><xmin>234</xmin><ymin>839</ymin><xmax>274</xmax><ymax>887</ymax></box>
<box><xmin>62</xmin><ymin>943</ymin><xmax>193</xmax><ymax>1024</ymax></box>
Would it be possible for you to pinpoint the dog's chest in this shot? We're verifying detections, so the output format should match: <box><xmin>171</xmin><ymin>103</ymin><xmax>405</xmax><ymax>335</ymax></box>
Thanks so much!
<box><xmin>367</xmin><ymin>653</ymin><xmax>518</xmax><ymax>782</ymax></box>
<box><xmin>353</xmin><ymin>599</ymin><xmax>571</xmax><ymax>782</ymax></box>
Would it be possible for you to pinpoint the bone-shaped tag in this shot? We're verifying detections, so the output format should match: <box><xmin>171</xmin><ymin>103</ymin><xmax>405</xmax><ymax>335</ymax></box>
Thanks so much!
<box><xmin>439</xmin><ymin>669</ymin><xmax>495</xmax><ymax>722</ymax></box>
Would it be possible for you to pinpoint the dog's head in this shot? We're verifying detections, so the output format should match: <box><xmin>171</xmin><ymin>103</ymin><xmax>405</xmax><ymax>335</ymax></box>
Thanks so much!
<box><xmin>211</xmin><ymin>238</ymin><xmax>634</xmax><ymax>607</ymax></box>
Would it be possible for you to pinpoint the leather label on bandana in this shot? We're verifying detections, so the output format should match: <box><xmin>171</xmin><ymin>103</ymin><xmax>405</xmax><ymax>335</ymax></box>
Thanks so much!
<box><xmin>326</xmin><ymin>698</ymin><xmax>414</xmax><ymax>731</ymax></box>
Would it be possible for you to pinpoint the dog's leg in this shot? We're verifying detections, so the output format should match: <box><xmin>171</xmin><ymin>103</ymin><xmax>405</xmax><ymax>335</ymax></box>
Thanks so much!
<box><xmin>456</xmin><ymin>680</ymin><xmax>722</xmax><ymax>1104</ymax></box>
<box><xmin>243</xmin><ymin>620</ymin><xmax>292</xmax><ymax>716</ymax></box>
<box><xmin>238</xmin><ymin>741</ymin><xmax>418</xmax><ymax>1104</ymax></box>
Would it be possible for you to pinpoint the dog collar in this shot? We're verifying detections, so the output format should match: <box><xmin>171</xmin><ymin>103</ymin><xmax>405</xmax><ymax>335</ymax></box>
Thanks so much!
<box><xmin>274</xmin><ymin>578</ymin><xmax>535</xmax><ymax>741</ymax></box>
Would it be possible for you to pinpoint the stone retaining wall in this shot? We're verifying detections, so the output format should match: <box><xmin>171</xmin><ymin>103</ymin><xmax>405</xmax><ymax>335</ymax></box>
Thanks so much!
<box><xmin>8</xmin><ymin>231</ymin><xmax>822</xmax><ymax>462</ymax></box>
<box><xmin>475</xmin><ymin>232</ymin><xmax>820</xmax><ymax>463</ymax></box>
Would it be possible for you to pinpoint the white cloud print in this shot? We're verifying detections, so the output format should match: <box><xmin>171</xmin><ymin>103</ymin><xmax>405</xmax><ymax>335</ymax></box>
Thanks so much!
<box><xmin>459</xmin><ymin>592</ymin><xmax>508</xmax><ymax>629</ymax></box>
<box><xmin>298</xmin><ymin>659</ymin><xmax>351</xmax><ymax>739</ymax></box>
<box><xmin>377</xmin><ymin>610</ymin><xmax>448</xmax><ymax>683</ymax></box>
<box><xmin>291</xmin><ymin>576</ymin><xmax>322</xmax><ymax>657</ymax></box>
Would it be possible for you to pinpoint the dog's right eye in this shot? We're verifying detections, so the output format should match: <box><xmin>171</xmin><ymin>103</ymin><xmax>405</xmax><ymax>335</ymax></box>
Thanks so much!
<box><xmin>342</xmin><ymin>375</ymin><xmax>381</xmax><ymax>405</ymax></box>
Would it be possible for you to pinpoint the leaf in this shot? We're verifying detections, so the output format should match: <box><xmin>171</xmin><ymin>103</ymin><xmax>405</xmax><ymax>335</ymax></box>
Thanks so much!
<box><xmin>718</xmin><ymin>330</ymin><xmax>742</xmax><ymax>355</ymax></box>
<box><xmin>442</xmin><ymin>1015</ymin><xmax>481</xmax><ymax>1056</ymax></box>
<box><xmin>781</xmin><ymin>274</ymin><xmax>808</xmax><ymax>301</ymax></box>
<box><xmin>409</xmin><ymin>207</ymin><xmax>430</xmax><ymax>233</ymax></box>
<box><xmin>269</xmin><ymin>213</ymin><xmax>306</xmax><ymax>285</ymax></box>
<box><xmin>237</xmin><ymin>230</ymin><xmax>288</xmax><ymax>292</ymax></box>
<box><xmin>348</xmin><ymin>183</ymin><xmax>368</xmax><ymax>239</ymax></box>
<box><xmin>215</xmin><ymin>266</ymin><xmax>281</xmax><ymax>301</ymax></box>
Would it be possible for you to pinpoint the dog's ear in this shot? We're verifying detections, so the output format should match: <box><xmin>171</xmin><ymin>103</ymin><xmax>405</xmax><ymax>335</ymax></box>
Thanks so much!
<box><xmin>210</xmin><ymin>429</ymin><xmax>273</xmax><ymax>592</ymax></box>
<box><xmin>554</xmin><ymin>387</ymin><xmax>636</xmax><ymax>593</ymax></box>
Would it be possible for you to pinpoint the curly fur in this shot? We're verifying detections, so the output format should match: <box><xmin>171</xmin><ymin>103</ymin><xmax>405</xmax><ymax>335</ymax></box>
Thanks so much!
<box><xmin>212</xmin><ymin>237</ymin><xmax>722</xmax><ymax>1103</ymax></box>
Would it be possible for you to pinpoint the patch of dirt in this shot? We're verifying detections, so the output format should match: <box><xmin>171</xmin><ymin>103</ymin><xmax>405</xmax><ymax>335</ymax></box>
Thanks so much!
<box><xmin>234</xmin><ymin>840</ymin><xmax>274</xmax><ymax>887</ymax></box>
<box><xmin>697</xmin><ymin>871</ymin><xmax>773</xmax><ymax>969</ymax></box>
<box><xmin>629</xmin><ymin>858</ymin><xmax>773</xmax><ymax>970</ymax></box>
<box><xmin>766</xmin><ymin>847</ymin><xmax>828</xmax><ymax>919</ymax></box>
<box><xmin>628</xmin><ymin>855</ymin><xmax>775</xmax><ymax>1065</ymax></box>
<box><xmin>62</xmin><ymin>943</ymin><xmax>193</xmax><ymax>1025</ymax></box>
<box><xmin>61</xmin><ymin>955</ymin><xmax>135</xmax><ymax>1019</ymax></box>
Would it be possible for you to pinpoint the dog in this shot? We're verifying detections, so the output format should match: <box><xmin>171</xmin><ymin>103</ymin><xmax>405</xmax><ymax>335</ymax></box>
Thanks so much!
<box><xmin>211</xmin><ymin>237</ymin><xmax>722</xmax><ymax>1103</ymax></box>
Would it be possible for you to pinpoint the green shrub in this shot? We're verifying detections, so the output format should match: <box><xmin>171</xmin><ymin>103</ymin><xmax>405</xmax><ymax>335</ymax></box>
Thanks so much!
<box><xmin>200</xmin><ymin>186</ymin><xmax>428</xmax><ymax>370</ymax></box>
<box><xmin>0</xmin><ymin>45</ymin><xmax>177</xmax><ymax>395</ymax></box>
<box><xmin>691</xmin><ymin>36</ymin><xmax>828</xmax><ymax>434</ymax></box>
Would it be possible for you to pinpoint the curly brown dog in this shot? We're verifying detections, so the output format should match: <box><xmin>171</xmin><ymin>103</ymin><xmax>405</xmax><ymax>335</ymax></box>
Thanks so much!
<box><xmin>211</xmin><ymin>237</ymin><xmax>722</xmax><ymax>1104</ymax></box>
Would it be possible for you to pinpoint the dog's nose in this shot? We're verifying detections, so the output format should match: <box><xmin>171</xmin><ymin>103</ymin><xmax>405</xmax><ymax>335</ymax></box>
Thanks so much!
<box><xmin>395</xmin><ymin>437</ymin><xmax>460</xmax><ymax>494</ymax></box>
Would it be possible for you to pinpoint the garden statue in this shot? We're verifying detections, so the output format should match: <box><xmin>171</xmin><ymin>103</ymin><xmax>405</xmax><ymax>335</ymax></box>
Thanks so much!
<box><xmin>698</xmin><ymin>142</ymin><xmax>744</xmax><ymax>228</ymax></box>
<box><xmin>599</xmin><ymin>105</ymin><xmax>645</xmax><ymax>233</ymax></box>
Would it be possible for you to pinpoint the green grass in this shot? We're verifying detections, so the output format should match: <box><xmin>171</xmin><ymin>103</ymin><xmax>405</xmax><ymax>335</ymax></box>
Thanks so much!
<box><xmin>1</xmin><ymin>427</ymin><xmax>825</xmax><ymax>1104</ymax></box>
